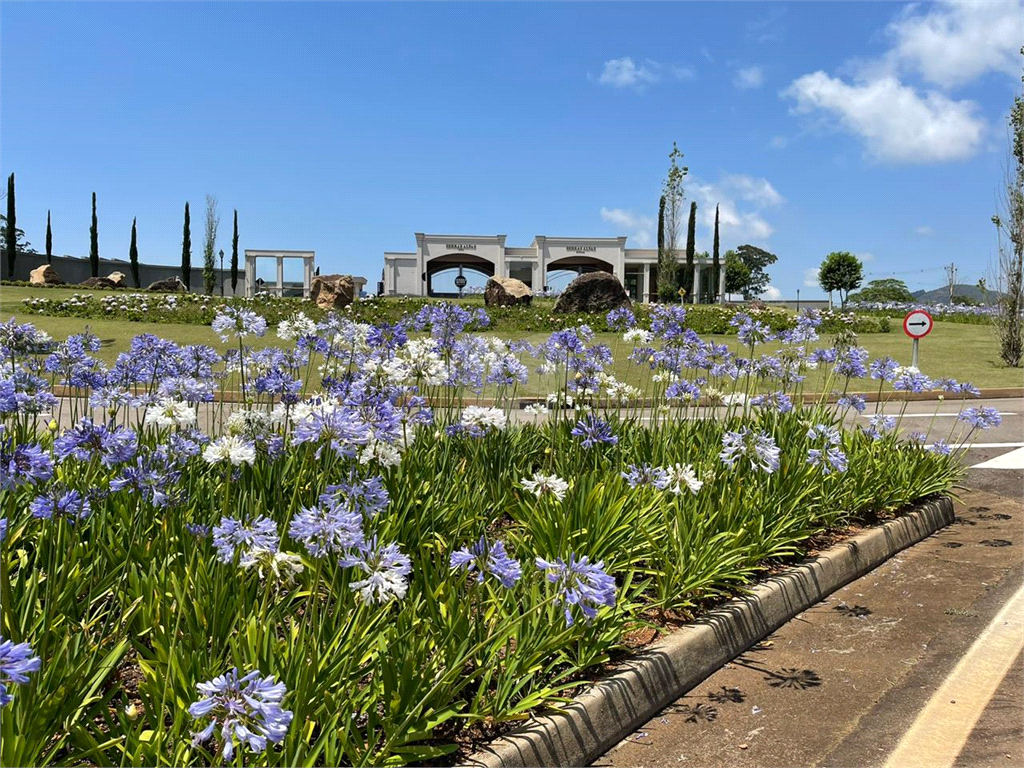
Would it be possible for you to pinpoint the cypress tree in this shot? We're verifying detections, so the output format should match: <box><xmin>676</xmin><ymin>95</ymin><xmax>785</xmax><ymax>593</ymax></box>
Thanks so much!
<box><xmin>181</xmin><ymin>202</ymin><xmax>191</xmax><ymax>290</ymax></box>
<box><xmin>89</xmin><ymin>192</ymin><xmax>99</xmax><ymax>277</ymax></box>
<box><xmin>684</xmin><ymin>201</ymin><xmax>697</xmax><ymax>302</ymax></box>
<box><xmin>46</xmin><ymin>210</ymin><xmax>52</xmax><ymax>264</ymax></box>
<box><xmin>656</xmin><ymin>195</ymin><xmax>665</xmax><ymax>303</ymax></box>
<box><xmin>230</xmin><ymin>209</ymin><xmax>239</xmax><ymax>292</ymax></box>
<box><xmin>5</xmin><ymin>173</ymin><xmax>15</xmax><ymax>279</ymax></box>
<box><xmin>130</xmin><ymin>218</ymin><xmax>140</xmax><ymax>288</ymax></box>
<box><xmin>712</xmin><ymin>204</ymin><xmax>721</xmax><ymax>303</ymax></box>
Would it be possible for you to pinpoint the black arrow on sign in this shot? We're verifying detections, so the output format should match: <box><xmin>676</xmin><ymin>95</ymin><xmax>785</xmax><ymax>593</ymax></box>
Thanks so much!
<box><xmin>909</xmin><ymin>320</ymin><xmax>928</xmax><ymax>327</ymax></box>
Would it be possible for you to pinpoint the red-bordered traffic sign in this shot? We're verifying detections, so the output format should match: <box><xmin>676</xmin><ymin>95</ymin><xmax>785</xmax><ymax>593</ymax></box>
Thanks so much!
<box><xmin>903</xmin><ymin>309</ymin><xmax>934</xmax><ymax>339</ymax></box>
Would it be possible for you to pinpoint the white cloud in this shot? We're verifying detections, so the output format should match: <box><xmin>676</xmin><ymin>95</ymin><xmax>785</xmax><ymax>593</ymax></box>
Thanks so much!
<box><xmin>783</xmin><ymin>72</ymin><xmax>985</xmax><ymax>163</ymax></box>
<box><xmin>761</xmin><ymin>286</ymin><xmax>782</xmax><ymax>300</ymax></box>
<box><xmin>915</xmin><ymin>225</ymin><xmax>934</xmax><ymax>236</ymax></box>
<box><xmin>598</xmin><ymin>57</ymin><xmax>693</xmax><ymax>89</ymax></box>
<box><xmin>885</xmin><ymin>0</ymin><xmax>1024</xmax><ymax>88</ymax></box>
<box><xmin>769</xmin><ymin>135</ymin><xmax>788</xmax><ymax>149</ymax></box>
<box><xmin>803</xmin><ymin>268</ymin><xmax>821</xmax><ymax>288</ymax></box>
<box><xmin>689</xmin><ymin>175</ymin><xmax>780</xmax><ymax>244</ymax></box>
<box><xmin>735</xmin><ymin>66</ymin><xmax>765</xmax><ymax>89</ymax></box>
<box><xmin>857</xmin><ymin>252</ymin><xmax>875</xmax><ymax>263</ymax></box>
<box><xmin>600</xmin><ymin>207</ymin><xmax>654</xmax><ymax>246</ymax></box>
<box><xmin>722</xmin><ymin>174</ymin><xmax>784</xmax><ymax>206</ymax></box>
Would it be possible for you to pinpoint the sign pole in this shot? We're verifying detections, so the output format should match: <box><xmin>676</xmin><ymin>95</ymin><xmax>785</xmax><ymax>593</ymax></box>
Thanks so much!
<box><xmin>912</xmin><ymin>337</ymin><xmax>919</xmax><ymax>368</ymax></box>
<box><xmin>902</xmin><ymin>309</ymin><xmax>933</xmax><ymax>368</ymax></box>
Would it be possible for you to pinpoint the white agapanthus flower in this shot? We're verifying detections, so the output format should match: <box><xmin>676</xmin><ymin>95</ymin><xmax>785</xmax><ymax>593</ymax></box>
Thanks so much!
<box><xmin>665</xmin><ymin>463</ymin><xmax>703</xmax><ymax>495</ymax></box>
<box><xmin>226</xmin><ymin>409</ymin><xmax>274</xmax><ymax>439</ymax></box>
<box><xmin>723</xmin><ymin>393</ymin><xmax>748</xmax><ymax>406</ymax></box>
<box><xmin>241</xmin><ymin>548</ymin><xmax>305</xmax><ymax>584</ymax></box>
<box><xmin>144</xmin><ymin>399</ymin><xmax>197</xmax><ymax>429</ymax></box>
<box><xmin>623</xmin><ymin>328</ymin><xmax>653</xmax><ymax>345</ymax></box>
<box><xmin>521</xmin><ymin>472</ymin><xmax>569</xmax><ymax>501</ymax></box>
<box><xmin>524</xmin><ymin>403</ymin><xmax>549</xmax><ymax>416</ymax></box>
<box><xmin>359</xmin><ymin>439</ymin><xmax>403</xmax><ymax>467</ymax></box>
<box><xmin>277</xmin><ymin>311</ymin><xmax>317</xmax><ymax>340</ymax></box>
<box><xmin>460</xmin><ymin>406</ymin><xmax>508</xmax><ymax>433</ymax></box>
<box><xmin>202</xmin><ymin>435</ymin><xmax>257</xmax><ymax>466</ymax></box>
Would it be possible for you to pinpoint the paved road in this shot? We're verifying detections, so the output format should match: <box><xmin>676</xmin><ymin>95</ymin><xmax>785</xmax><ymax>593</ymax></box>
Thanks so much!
<box><xmin>595</xmin><ymin>400</ymin><xmax>1024</xmax><ymax>768</ymax></box>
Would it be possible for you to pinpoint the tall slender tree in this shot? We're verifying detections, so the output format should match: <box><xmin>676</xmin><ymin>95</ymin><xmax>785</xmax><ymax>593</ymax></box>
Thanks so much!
<box><xmin>4</xmin><ymin>173</ymin><xmax>15</xmax><ymax>278</ymax></box>
<box><xmin>657</xmin><ymin>143</ymin><xmax>687</xmax><ymax>301</ymax></box>
<box><xmin>181</xmin><ymin>202</ymin><xmax>192</xmax><ymax>290</ymax></box>
<box><xmin>683</xmin><ymin>201</ymin><xmax>697</xmax><ymax>302</ymax></box>
<box><xmin>46</xmin><ymin>210</ymin><xmax>53</xmax><ymax>264</ymax></box>
<box><xmin>655</xmin><ymin>195</ymin><xmax>665</xmax><ymax>302</ymax></box>
<box><xmin>230</xmin><ymin>209</ymin><xmax>239</xmax><ymax>293</ymax></box>
<box><xmin>712</xmin><ymin>204</ymin><xmax>720</xmax><ymax>303</ymax></box>
<box><xmin>202</xmin><ymin>194</ymin><xmax>219</xmax><ymax>295</ymax></box>
<box><xmin>129</xmin><ymin>217</ymin><xmax>140</xmax><ymax>288</ymax></box>
<box><xmin>89</xmin><ymin>192</ymin><xmax>99</xmax><ymax>277</ymax></box>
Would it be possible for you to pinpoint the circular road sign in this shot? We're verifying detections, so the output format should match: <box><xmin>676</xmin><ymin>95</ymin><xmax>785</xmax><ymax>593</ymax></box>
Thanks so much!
<box><xmin>454</xmin><ymin>275</ymin><xmax>468</xmax><ymax>289</ymax></box>
<box><xmin>903</xmin><ymin>309</ymin><xmax>934</xmax><ymax>339</ymax></box>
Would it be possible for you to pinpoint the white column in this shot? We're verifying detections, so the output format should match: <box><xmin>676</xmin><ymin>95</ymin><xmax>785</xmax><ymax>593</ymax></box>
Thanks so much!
<box><xmin>641</xmin><ymin>264</ymin><xmax>650</xmax><ymax>303</ymax></box>
<box><xmin>718</xmin><ymin>263</ymin><xmax>726</xmax><ymax>304</ymax></box>
<box><xmin>276</xmin><ymin>257</ymin><xmax>284</xmax><ymax>297</ymax></box>
<box><xmin>691</xmin><ymin>265</ymin><xmax>701</xmax><ymax>304</ymax></box>
<box><xmin>245</xmin><ymin>255</ymin><xmax>255</xmax><ymax>298</ymax></box>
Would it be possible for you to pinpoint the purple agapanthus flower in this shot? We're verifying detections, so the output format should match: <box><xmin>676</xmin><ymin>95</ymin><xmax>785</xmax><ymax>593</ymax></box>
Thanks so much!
<box><xmin>288</xmin><ymin>504</ymin><xmax>363</xmax><ymax>558</ymax></box>
<box><xmin>211</xmin><ymin>307</ymin><xmax>268</xmax><ymax>342</ymax></box>
<box><xmin>319</xmin><ymin>476</ymin><xmax>390</xmax><ymax>519</ymax></box>
<box><xmin>0</xmin><ymin>636</ymin><xmax>41</xmax><ymax>707</ymax></box>
<box><xmin>869</xmin><ymin>356</ymin><xmax>899</xmax><ymax>382</ymax></box>
<box><xmin>862</xmin><ymin>413</ymin><xmax>897</xmax><ymax>441</ymax></box>
<box><xmin>750</xmin><ymin>391</ymin><xmax>794</xmax><ymax>414</ymax></box>
<box><xmin>53</xmin><ymin>418</ymin><xmax>138</xmax><ymax>467</ymax></box>
<box><xmin>189</xmin><ymin>667</ymin><xmax>293</xmax><ymax>761</ymax></box>
<box><xmin>535</xmin><ymin>554</ymin><xmax>617</xmax><ymax>626</ymax></box>
<box><xmin>958</xmin><ymin>406</ymin><xmax>1002</xmax><ymax>430</ymax></box>
<box><xmin>212</xmin><ymin>516</ymin><xmax>279</xmax><ymax>564</ymax></box>
<box><xmin>606</xmin><ymin>306</ymin><xmax>637</xmax><ymax>332</ymax></box>
<box><xmin>341</xmin><ymin>537</ymin><xmax>412</xmax><ymax>604</ymax></box>
<box><xmin>571</xmin><ymin>415</ymin><xmax>618</xmax><ymax>448</ymax></box>
<box><xmin>450</xmin><ymin>535</ymin><xmax>523</xmax><ymax>588</ymax></box>
<box><xmin>621</xmin><ymin>463</ymin><xmax>671</xmax><ymax>490</ymax></box>
<box><xmin>1</xmin><ymin>440</ymin><xmax>54</xmax><ymax>489</ymax></box>
<box><xmin>806</xmin><ymin>424</ymin><xmax>848</xmax><ymax>474</ymax></box>
<box><xmin>719</xmin><ymin>427</ymin><xmax>781</xmax><ymax>473</ymax></box>
<box><xmin>29</xmin><ymin>487</ymin><xmax>92</xmax><ymax>521</ymax></box>
<box><xmin>291</xmin><ymin>408</ymin><xmax>372</xmax><ymax>458</ymax></box>
<box><xmin>837</xmin><ymin>393</ymin><xmax>867</xmax><ymax>413</ymax></box>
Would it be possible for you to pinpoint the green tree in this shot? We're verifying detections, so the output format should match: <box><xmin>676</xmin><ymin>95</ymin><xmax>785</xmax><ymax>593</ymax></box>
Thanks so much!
<box><xmin>849</xmin><ymin>278</ymin><xmax>914</xmax><ymax>303</ymax></box>
<box><xmin>818</xmin><ymin>251</ymin><xmax>863</xmax><ymax>308</ymax></box>
<box><xmin>89</xmin><ymin>192</ymin><xmax>99</xmax><ymax>277</ymax></box>
<box><xmin>711</xmin><ymin>204</ymin><xmax>721</xmax><ymax>303</ymax></box>
<box><xmin>129</xmin><ymin>218</ymin><xmax>140</xmax><ymax>288</ymax></box>
<box><xmin>202</xmin><ymin>194</ymin><xmax>219</xmax><ymax>295</ymax></box>
<box><xmin>657</xmin><ymin>143</ymin><xmax>687</xmax><ymax>301</ymax></box>
<box><xmin>724</xmin><ymin>249</ymin><xmax>750</xmax><ymax>298</ymax></box>
<box><xmin>181</xmin><ymin>202</ymin><xmax>192</xmax><ymax>290</ymax></box>
<box><xmin>682</xmin><ymin>201</ymin><xmax>697</xmax><ymax>302</ymax></box>
<box><xmin>230</xmin><ymin>209</ymin><xmax>239</xmax><ymax>293</ymax></box>
<box><xmin>46</xmin><ymin>210</ymin><xmax>52</xmax><ymax>264</ymax></box>
<box><xmin>4</xmin><ymin>173</ymin><xmax>15</xmax><ymax>278</ymax></box>
<box><xmin>732</xmin><ymin>244</ymin><xmax>778</xmax><ymax>300</ymax></box>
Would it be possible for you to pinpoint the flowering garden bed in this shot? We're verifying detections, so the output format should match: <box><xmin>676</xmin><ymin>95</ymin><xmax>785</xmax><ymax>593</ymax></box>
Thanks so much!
<box><xmin>0</xmin><ymin>304</ymin><xmax>999</xmax><ymax>766</ymax></box>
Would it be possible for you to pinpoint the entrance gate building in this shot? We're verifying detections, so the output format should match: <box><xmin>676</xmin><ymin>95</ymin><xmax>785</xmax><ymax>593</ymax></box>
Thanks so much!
<box><xmin>383</xmin><ymin>233</ymin><xmax>724</xmax><ymax>303</ymax></box>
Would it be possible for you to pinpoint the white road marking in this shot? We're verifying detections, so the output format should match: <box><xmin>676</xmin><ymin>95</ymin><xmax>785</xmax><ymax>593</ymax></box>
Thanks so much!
<box><xmin>884</xmin><ymin>584</ymin><xmax>1024</xmax><ymax>768</ymax></box>
<box><xmin>861</xmin><ymin>412</ymin><xmax>1016</xmax><ymax>418</ymax></box>
<box><xmin>926</xmin><ymin>442</ymin><xmax>1024</xmax><ymax>449</ymax></box>
<box><xmin>971</xmin><ymin>447</ymin><xmax>1024</xmax><ymax>470</ymax></box>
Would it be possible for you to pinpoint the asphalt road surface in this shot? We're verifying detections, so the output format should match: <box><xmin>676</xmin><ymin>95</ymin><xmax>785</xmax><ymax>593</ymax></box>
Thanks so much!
<box><xmin>595</xmin><ymin>399</ymin><xmax>1024</xmax><ymax>768</ymax></box>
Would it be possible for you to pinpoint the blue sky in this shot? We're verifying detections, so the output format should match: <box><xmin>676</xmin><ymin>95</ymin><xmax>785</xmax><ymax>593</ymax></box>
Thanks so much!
<box><xmin>2</xmin><ymin>1</ymin><xmax>1022</xmax><ymax>296</ymax></box>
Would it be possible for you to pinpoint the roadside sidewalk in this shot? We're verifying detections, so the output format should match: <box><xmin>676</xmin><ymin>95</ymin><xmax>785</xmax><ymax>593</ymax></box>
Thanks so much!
<box><xmin>594</xmin><ymin>485</ymin><xmax>1023</xmax><ymax>768</ymax></box>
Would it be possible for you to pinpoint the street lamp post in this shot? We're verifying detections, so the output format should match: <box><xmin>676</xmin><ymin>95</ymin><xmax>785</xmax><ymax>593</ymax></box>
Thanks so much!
<box><xmin>219</xmin><ymin>250</ymin><xmax>225</xmax><ymax>297</ymax></box>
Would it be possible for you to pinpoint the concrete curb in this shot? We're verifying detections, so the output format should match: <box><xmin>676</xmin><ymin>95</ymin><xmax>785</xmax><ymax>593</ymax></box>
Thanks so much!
<box><xmin>462</xmin><ymin>495</ymin><xmax>954</xmax><ymax>768</ymax></box>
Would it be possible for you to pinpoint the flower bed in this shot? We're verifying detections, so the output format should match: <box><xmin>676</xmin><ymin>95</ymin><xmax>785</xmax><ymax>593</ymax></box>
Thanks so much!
<box><xmin>0</xmin><ymin>305</ymin><xmax>996</xmax><ymax>767</ymax></box>
<box><xmin>848</xmin><ymin>300</ymin><xmax>996</xmax><ymax>324</ymax></box>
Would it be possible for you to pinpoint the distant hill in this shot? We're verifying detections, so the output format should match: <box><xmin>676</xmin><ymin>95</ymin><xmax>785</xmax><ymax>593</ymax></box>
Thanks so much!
<box><xmin>911</xmin><ymin>283</ymin><xmax>1001</xmax><ymax>306</ymax></box>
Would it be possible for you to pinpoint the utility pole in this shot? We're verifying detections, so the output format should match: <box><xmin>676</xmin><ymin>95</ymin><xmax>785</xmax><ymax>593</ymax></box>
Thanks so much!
<box><xmin>219</xmin><ymin>249</ymin><xmax>225</xmax><ymax>296</ymax></box>
<box><xmin>944</xmin><ymin>262</ymin><xmax>957</xmax><ymax>304</ymax></box>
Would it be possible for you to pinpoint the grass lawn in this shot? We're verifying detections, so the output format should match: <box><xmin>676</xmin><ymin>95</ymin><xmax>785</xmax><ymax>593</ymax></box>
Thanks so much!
<box><xmin>2</xmin><ymin>285</ymin><xmax>1020</xmax><ymax>391</ymax></box>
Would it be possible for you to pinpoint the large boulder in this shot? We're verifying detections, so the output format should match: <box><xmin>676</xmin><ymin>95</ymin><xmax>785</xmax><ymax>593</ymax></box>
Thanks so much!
<box><xmin>29</xmin><ymin>264</ymin><xmax>63</xmax><ymax>286</ymax></box>
<box><xmin>310</xmin><ymin>274</ymin><xmax>355</xmax><ymax>310</ymax></box>
<box><xmin>106</xmin><ymin>271</ymin><xmax>127</xmax><ymax>287</ymax></box>
<box><xmin>147</xmin><ymin>277</ymin><xmax>187</xmax><ymax>292</ymax></box>
<box><xmin>80</xmin><ymin>276</ymin><xmax>118</xmax><ymax>289</ymax></box>
<box><xmin>484</xmin><ymin>276</ymin><xmax>532</xmax><ymax>307</ymax></box>
<box><xmin>553</xmin><ymin>271</ymin><xmax>631</xmax><ymax>314</ymax></box>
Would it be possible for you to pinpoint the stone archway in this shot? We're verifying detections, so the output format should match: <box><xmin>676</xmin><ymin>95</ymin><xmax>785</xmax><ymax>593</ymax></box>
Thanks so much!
<box><xmin>425</xmin><ymin>253</ymin><xmax>495</xmax><ymax>297</ymax></box>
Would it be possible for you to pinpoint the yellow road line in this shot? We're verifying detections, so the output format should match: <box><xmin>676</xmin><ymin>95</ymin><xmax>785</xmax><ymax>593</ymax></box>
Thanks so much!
<box><xmin>884</xmin><ymin>584</ymin><xmax>1024</xmax><ymax>768</ymax></box>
